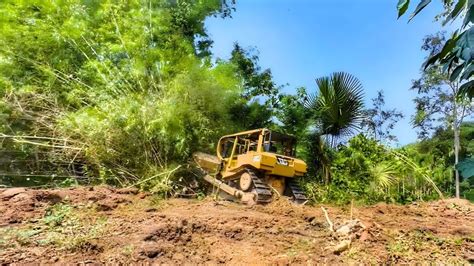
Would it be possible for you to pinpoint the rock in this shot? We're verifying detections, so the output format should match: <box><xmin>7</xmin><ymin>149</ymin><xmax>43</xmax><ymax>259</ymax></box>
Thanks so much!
<box><xmin>336</xmin><ymin>219</ymin><xmax>365</xmax><ymax>236</ymax></box>
<box><xmin>333</xmin><ymin>239</ymin><xmax>351</xmax><ymax>254</ymax></box>
<box><xmin>1</xmin><ymin>188</ymin><xmax>27</xmax><ymax>200</ymax></box>
<box><xmin>240</xmin><ymin>193</ymin><xmax>257</xmax><ymax>205</ymax></box>
<box><xmin>311</xmin><ymin>221</ymin><xmax>324</xmax><ymax>227</ymax></box>
<box><xmin>336</xmin><ymin>225</ymin><xmax>352</xmax><ymax>235</ymax></box>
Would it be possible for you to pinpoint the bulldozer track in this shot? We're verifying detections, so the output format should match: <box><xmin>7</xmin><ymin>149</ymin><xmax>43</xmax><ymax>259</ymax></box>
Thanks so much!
<box><xmin>286</xmin><ymin>179</ymin><xmax>307</xmax><ymax>204</ymax></box>
<box><xmin>248</xmin><ymin>171</ymin><xmax>273</xmax><ymax>204</ymax></box>
<box><xmin>195</xmin><ymin>160</ymin><xmax>272</xmax><ymax>204</ymax></box>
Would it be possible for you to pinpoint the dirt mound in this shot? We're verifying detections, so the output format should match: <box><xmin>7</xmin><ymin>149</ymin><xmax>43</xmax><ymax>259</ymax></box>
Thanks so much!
<box><xmin>0</xmin><ymin>186</ymin><xmax>141</xmax><ymax>225</ymax></box>
<box><xmin>359</xmin><ymin>199</ymin><xmax>474</xmax><ymax>237</ymax></box>
<box><xmin>0</xmin><ymin>187</ymin><xmax>473</xmax><ymax>264</ymax></box>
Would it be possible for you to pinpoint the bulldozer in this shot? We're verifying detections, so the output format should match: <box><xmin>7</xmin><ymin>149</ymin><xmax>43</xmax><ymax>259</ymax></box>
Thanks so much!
<box><xmin>193</xmin><ymin>128</ymin><xmax>308</xmax><ymax>205</ymax></box>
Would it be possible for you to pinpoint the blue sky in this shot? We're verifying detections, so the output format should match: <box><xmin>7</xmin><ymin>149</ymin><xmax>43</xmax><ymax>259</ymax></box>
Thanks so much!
<box><xmin>205</xmin><ymin>0</ymin><xmax>450</xmax><ymax>146</ymax></box>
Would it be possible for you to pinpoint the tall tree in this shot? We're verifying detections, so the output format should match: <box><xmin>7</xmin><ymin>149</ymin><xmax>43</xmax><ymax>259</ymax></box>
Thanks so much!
<box><xmin>226</xmin><ymin>43</ymin><xmax>281</xmax><ymax>130</ymax></box>
<box><xmin>275</xmin><ymin>87</ymin><xmax>309</xmax><ymax>136</ymax></box>
<box><xmin>361</xmin><ymin>90</ymin><xmax>404</xmax><ymax>144</ymax></box>
<box><xmin>397</xmin><ymin>0</ymin><xmax>474</xmax><ymax>99</ymax></box>
<box><xmin>229</xmin><ymin>43</ymin><xmax>281</xmax><ymax>107</ymax></box>
<box><xmin>412</xmin><ymin>33</ymin><xmax>474</xmax><ymax>198</ymax></box>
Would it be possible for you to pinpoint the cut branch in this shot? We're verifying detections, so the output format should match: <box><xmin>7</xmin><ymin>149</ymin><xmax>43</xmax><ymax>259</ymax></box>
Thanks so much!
<box><xmin>321</xmin><ymin>206</ymin><xmax>334</xmax><ymax>232</ymax></box>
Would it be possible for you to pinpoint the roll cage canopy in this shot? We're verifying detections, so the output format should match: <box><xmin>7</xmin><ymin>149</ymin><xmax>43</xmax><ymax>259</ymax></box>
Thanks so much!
<box><xmin>217</xmin><ymin>128</ymin><xmax>297</xmax><ymax>159</ymax></box>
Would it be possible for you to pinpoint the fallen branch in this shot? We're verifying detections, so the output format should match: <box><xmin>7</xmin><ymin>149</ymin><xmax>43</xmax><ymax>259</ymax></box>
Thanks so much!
<box><xmin>269</xmin><ymin>186</ymin><xmax>281</xmax><ymax>199</ymax></box>
<box><xmin>321</xmin><ymin>206</ymin><xmax>334</xmax><ymax>232</ymax></box>
<box><xmin>332</xmin><ymin>239</ymin><xmax>351</xmax><ymax>254</ymax></box>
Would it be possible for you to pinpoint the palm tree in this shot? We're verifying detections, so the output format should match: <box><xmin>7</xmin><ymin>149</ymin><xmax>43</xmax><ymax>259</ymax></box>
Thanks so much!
<box><xmin>304</xmin><ymin>72</ymin><xmax>365</xmax><ymax>183</ymax></box>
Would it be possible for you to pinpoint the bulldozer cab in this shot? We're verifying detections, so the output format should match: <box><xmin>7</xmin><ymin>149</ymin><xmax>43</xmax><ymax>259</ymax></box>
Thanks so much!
<box><xmin>217</xmin><ymin>128</ymin><xmax>297</xmax><ymax>160</ymax></box>
<box><xmin>262</xmin><ymin>130</ymin><xmax>296</xmax><ymax>157</ymax></box>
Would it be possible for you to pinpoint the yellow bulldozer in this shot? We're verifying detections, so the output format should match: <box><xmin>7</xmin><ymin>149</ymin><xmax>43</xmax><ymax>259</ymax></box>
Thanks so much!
<box><xmin>194</xmin><ymin>128</ymin><xmax>308</xmax><ymax>205</ymax></box>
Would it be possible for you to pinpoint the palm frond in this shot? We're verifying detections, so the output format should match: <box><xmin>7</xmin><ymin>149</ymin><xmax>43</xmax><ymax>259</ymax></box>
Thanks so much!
<box><xmin>368</xmin><ymin>163</ymin><xmax>398</xmax><ymax>190</ymax></box>
<box><xmin>305</xmin><ymin>72</ymin><xmax>365</xmax><ymax>144</ymax></box>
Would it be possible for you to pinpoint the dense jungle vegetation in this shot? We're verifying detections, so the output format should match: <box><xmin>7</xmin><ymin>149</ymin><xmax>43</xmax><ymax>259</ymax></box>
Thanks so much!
<box><xmin>0</xmin><ymin>0</ymin><xmax>473</xmax><ymax>204</ymax></box>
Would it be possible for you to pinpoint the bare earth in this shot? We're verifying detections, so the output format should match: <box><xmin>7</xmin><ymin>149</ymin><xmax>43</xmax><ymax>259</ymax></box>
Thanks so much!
<box><xmin>0</xmin><ymin>186</ymin><xmax>473</xmax><ymax>264</ymax></box>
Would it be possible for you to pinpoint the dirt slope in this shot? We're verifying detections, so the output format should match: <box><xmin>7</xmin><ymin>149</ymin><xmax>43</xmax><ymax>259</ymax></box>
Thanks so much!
<box><xmin>0</xmin><ymin>186</ymin><xmax>473</xmax><ymax>264</ymax></box>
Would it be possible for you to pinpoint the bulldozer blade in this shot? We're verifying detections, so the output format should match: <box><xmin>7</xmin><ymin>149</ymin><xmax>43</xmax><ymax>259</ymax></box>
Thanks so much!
<box><xmin>203</xmin><ymin>174</ymin><xmax>257</xmax><ymax>205</ymax></box>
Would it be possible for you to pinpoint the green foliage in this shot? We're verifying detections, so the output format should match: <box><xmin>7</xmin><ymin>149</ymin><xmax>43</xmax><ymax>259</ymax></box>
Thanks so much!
<box><xmin>229</xmin><ymin>99</ymin><xmax>273</xmax><ymax>130</ymax></box>
<box><xmin>229</xmin><ymin>43</ymin><xmax>280</xmax><ymax>106</ymax></box>
<box><xmin>59</xmin><ymin>62</ymin><xmax>241</xmax><ymax>184</ymax></box>
<box><xmin>304</xmin><ymin>134</ymin><xmax>450</xmax><ymax>204</ymax></box>
<box><xmin>457</xmin><ymin>158</ymin><xmax>474</xmax><ymax>178</ymax></box>
<box><xmin>0</xmin><ymin>0</ymin><xmax>274</xmax><ymax>193</ymax></box>
<box><xmin>411</xmin><ymin>32</ymin><xmax>473</xmax><ymax>198</ymax></box>
<box><xmin>276</xmin><ymin>87</ymin><xmax>309</xmax><ymax>137</ymax></box>
<box><xmin>325</xmin><ymin>135</ymin><xmax>395</xmax><ymax>203</ymax></box>
<box><xmin>417</xmin><ymin>122</ymin><xmax>474</xmax><ymax>164</ymax></box>
<box><xmin>277</xmin><ymin>73</ymin><xmax>366</xmax><ymax>187</ymax></box>
<box><xmin>414</xmin><ymin>122</ymin><xmax>474</xmax><ymax>197</ymax></box>
<box><xmin>42</xmin><ymin>204</ymin><xmax>74</xmax><ymax>227</ymax></box>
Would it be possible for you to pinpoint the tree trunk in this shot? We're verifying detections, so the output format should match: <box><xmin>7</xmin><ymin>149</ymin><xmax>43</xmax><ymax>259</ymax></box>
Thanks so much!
<box><xmin>454</xmin><ymin>125</ymin><xmax>460</xmax><ymax>198</ymax></box>
<box><xmin>452</xmin><ymin>93</ymin><xmax>461</xmax><ymax>199</ymax></box>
